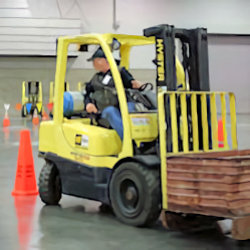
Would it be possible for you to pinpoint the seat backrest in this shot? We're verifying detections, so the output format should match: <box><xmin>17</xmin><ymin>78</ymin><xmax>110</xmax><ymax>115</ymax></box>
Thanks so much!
<box><xmin>64</xmin><ymin>91</ymin><xmax>84</xmax><ymax>117</ymax></box>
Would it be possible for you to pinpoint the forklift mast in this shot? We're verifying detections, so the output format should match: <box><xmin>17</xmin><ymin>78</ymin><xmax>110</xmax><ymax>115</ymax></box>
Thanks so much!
<box><xmin>28</xmin><ymin>81</ymin><xmax>40</xmax><ymax>103</ymax></box>
<box><xmin>144</xmin><ymin>24</ymin><xmax>211</xmax><ymax>152</ymax></box>
<box><xmin>143</xmin><ymin>24</ymin><xmax>210</xmax><ymax>91</ymax></box>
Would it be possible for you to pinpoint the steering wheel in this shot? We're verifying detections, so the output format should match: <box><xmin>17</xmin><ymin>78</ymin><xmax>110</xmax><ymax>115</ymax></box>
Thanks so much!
<box><xmin>138</xmin><ymin>82</ymin><xmax>154</xmax><ymax>92</ymax></box>
<box><xmin>87</xmin><ymin>111</ymin><xmax>101</xmax><ymax>121</ymax></box>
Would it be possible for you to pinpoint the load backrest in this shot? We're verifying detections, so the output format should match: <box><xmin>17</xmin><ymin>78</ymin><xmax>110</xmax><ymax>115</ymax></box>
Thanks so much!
<box><xmin>158</xmin><ymin>91</ymin><xmax>237</xmax><ymax>155</ymax></box>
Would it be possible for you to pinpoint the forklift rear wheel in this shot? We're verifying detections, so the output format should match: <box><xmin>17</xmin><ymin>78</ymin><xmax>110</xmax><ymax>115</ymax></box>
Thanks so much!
<box><xmin>21</xmin><ymin>106</ymin><xmax>27</xmax><ymax>117</ymax></box>
<box><xmin>109</xmin><ymin>161</ymin><xmax>161</xmax><ymax>226</ymax></box>
<box><xmin>39</xmin><ymin>161</ymin><xmax>62</xmax><ymax>205</ymax></box>
<box><xmin>39</xmin><ymin>107</ymin><xmax>43</xmax><ymax>118</ymax></box>
<box><xmin>32</xmin><ymin>107</ymin><xmax>38</xmax><ymax>117</ymax></box>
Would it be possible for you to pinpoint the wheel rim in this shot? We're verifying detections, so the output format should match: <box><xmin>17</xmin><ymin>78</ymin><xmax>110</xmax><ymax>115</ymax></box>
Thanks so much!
<box><xmin>120</xmin><ymin>179</ymin><xmax>138</xmax><ymax>211</ymax></box>
<box><xmin>116</xmin><ymin>176</ymin><xmax>144</xmax><ymax>218</ymax></box>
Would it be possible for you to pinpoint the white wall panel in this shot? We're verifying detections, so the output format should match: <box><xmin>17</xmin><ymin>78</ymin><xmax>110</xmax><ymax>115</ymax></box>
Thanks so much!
<box><xmin>0</xmin><ymin>50</ymin><xmax>78</xmax><ymax>56</ymax></box>
<box><xmin>0</xmin><ymin>18</ymin><xmax>81</xmax><ymax>27</ymax></box>
<box><xmin>0</xmin><ymin>26</ymin><xmax>80</xmax><ymax>36</ymax></box>
<box><xmin>0</xmin><ymin>9</ymin><xmax>31</xmax><ymax>17</ymax></box>
<box><xmin>0</xmin><ymin>35</ymin><xmax>57</xmax><ymax>42</ymax></box>
<box><xmin>0</xmin><ymin>42</ymin><xmax>78</xmax><ymax>50</ymax></box>
<box><xmin>208</xmin><ymin>36</ymin><xmax>250</xmax><ymax>114</ymax></box>
<box><xmin>0</xmin><ymin>17</ymin><xmax>81</xmax><ymax>56</ymax></box>
<box><xmin>116</xmin><ymin>0</ymin><xmax>250</xmax><ymax>35</ymax></box>
<box><xmin>0</xmin><ymin>0</ymin><xmax>28</xmax><ymax>9</ymax></box>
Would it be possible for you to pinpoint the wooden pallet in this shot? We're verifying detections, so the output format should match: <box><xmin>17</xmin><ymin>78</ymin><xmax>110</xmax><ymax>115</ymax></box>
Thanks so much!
<box><xmin>166</xmin><ymin>149</ymin><xmax>250</xmax><ymax>218</ymax></box>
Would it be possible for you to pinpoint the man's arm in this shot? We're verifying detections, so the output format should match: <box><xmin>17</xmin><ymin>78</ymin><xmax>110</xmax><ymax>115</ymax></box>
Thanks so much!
<box><xmin>131</xmin><ymin>79</ymin><xmax>143</xmax><ymax>89</ymax></box>
<box><xmin>84</xmin><ymin>82</ymin><xmax>98</xmax><ymax>113</ymax></box>
<box><xmin>120</xmin><ymin>67</ymin><xmax>143</xmax><ymax>89</ymax></box>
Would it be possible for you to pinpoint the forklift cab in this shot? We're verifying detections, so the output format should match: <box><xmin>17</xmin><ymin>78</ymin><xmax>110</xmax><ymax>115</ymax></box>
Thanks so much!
<box><xmin>64</xmin><ymin>35</ymin><xmax>162</xmax><ymax>157</ymax></box>
<box><xmin>48</xmin><ymin>34</ymin><xmax>187</xmax><ymax>157</ymax></box>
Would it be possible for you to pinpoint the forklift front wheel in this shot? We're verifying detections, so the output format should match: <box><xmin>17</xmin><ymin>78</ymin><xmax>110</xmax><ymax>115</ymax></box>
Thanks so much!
<box><xmin>21</xmin><ymin>105</ymin><xmax>27</xmax><ymax>117</ymax></box>
<box><xmin>39</xmin><ymin>161</ymin><xmax>62</xmax><ymax>205</ymax></box>
<box><xmin>109</xmin><ymin>162</ymin><xmax>161</xmax><ymax>227</ymax></box>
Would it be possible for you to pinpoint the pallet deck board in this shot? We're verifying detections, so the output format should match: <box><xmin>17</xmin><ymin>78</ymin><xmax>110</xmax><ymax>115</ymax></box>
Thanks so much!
<box><xmin>166</xmin><ymin>149</ymin><xmax>250</xmax><ymax>217</ymax></box>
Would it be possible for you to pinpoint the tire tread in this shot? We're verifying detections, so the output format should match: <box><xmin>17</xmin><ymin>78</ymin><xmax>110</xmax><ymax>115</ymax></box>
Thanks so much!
<box><xmin>39</xmin><ymin>161</ymin><xmax>61</xmax><ymax>205</ymax></box>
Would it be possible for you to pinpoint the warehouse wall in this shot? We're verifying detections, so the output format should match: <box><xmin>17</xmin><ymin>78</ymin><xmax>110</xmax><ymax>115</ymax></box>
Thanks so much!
<box><xmin>27</xmin><ymin>0</ymin><xmax>250</xmax><ymax>34</ymax></box>
<box><xmin>208</xmin><ymin>36</ymin><xmax>250</xmax><ymax>114</ymax></box>
<box><xmin>0</xmin><ymin>0</ymin><xmax>250</xmax><ymax>115</ymax></box>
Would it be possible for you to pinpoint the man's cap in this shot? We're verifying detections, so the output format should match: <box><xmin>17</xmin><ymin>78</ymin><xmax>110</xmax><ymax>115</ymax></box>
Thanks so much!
<box><xmin>87</xmin><ymin>47</ymin><xmax>106</xmax><ymax>61</ymax></box>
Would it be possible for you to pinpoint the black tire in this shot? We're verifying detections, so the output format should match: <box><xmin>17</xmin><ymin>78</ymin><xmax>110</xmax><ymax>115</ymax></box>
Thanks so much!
<box><xmin>40</xmin><ymin>108</ymin><xmax>43</xmax><ymax>118</ymax></box>
<box><xmin>31</xmin><ymin>107</ymin><xmax>37</xmax><ymax>118</ymax></box>
<box><xmin>39</xmin><ymin>161</ymin><xmax>62</xmax><ymax>205</ymax></box>
<box><xmin>109</xmin><ymin>161</ymin><xmax>161</xmax><ymax>226</ymax></box>
<box><xmin>21</xmin><ymin>105</ymin><xmax>27</xmax><ymax>117</ymax></box>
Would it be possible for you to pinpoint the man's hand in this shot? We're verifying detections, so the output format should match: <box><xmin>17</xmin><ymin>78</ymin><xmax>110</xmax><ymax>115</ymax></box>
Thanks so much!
<box><xmin>86</xmin><ymin>103</ymin><xmax>98</xmax><ymax>113</ymax></box>
<box><xmin>132</xmin><ymin>80</ymin><xmax>143</xmax><ymax>89</ymax></box>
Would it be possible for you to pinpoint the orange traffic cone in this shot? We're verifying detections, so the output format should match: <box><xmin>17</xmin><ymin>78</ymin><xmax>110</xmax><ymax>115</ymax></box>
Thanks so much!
<box><xmin>218</xmin><ymin>119</ymin><xmax>224</xmax><ymax>148</ymax></box>
<box><xmin>12</xmin><ymin>130</ymin><xmax>38</xmax><ymax>196</ymax></box>
<box><xmin>32</xmin><ymin>109</ymin><xmax>39</xmax><ymax>125</ymax></box>
<box><xmin>42</xmin><ymin>110</ymin><xmax>49</xmax><ymax>121</ymax></box>
<box><xmin>3</xmin><ymin>113</ymin><xmax>10</xmax><ymax>127</ymax></box>
<box><xmin>15</xmin><ymin>103</ymin><xmax>22</xmax><ymax>111</ymax></box>
<box><xmin>47</xmin><ymin>102</ymin><xmax>53</xmax><ymax>112</ymax></box>
<box><xmin>3</xmin><ymin>103</ymin><xmax>10</xmax><ymax>127</ymax></box>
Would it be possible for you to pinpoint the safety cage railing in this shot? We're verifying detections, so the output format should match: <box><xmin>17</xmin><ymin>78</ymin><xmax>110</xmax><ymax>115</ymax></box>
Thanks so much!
<box><xmin>158</xmin><ymin>91</ymin><xmax>237</xmax><ymax>155</ymax></box>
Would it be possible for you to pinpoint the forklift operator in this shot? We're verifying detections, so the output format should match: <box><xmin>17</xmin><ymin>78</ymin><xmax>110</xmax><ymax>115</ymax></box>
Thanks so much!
<box><xmin>85</xmin><ymin>47</ymin><xmax>143</xmax><ymax>140</ymax></box>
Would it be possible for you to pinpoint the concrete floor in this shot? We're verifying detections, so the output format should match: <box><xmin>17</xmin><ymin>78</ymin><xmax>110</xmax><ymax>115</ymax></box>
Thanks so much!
<box><xmin>1</xmin><ymin>115</ymin><xmax>250</xmax><ymax>250</ymax></box>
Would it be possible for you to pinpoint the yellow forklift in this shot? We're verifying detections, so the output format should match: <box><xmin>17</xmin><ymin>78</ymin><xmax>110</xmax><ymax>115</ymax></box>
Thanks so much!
<box><xmin>21</xmin><ymin>81</ymin><xmax>43</xmax><ymax>117</ymax></box>
<box><xmin>38</xmin><ymin>25</ymin><xmax>250</xmax><ymax>240</ymax></box>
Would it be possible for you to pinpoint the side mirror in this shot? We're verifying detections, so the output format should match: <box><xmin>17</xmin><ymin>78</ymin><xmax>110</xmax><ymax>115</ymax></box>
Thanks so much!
<box><xmin>78</xmin><ymin>44</ymin><xmax>88</xmax><ymax>52</ymax></box>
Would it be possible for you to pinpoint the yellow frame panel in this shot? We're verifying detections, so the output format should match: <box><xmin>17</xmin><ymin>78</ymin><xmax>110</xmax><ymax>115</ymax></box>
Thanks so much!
<box><xmin>191</xmin><ymin>93</ymin><xmax>199</xmax><ymax>152</ymax></box>
<box><xmin>158</xmin><ymin>91</ymin><xmax>168</xmax><ymax>210</ymax></box>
